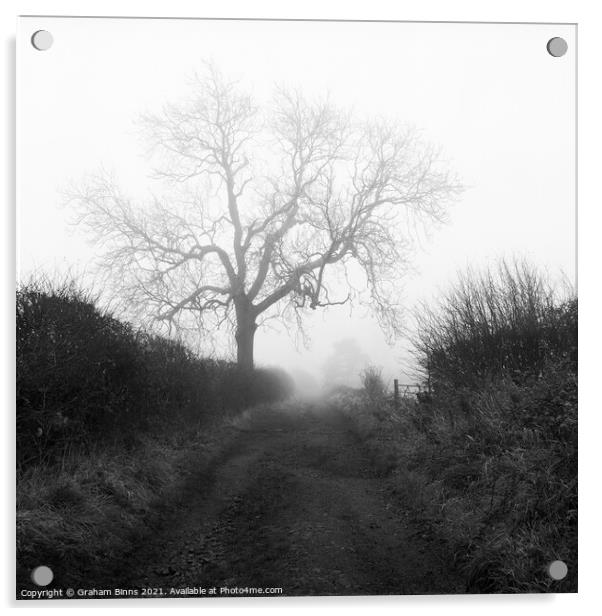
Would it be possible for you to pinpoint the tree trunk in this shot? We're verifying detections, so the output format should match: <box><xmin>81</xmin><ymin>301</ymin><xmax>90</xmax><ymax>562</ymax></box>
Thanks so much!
<box><xmin>235</xmin><ymin>313</ymin><xmax>257</xmax><ymax>372</ymax></box>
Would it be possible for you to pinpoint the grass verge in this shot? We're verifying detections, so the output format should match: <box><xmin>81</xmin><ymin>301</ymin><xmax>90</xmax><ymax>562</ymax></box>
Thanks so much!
<box><xmin>16</xmin><ymin>416</ymin><xmax>245</xmax><ymax>592</ymax></box>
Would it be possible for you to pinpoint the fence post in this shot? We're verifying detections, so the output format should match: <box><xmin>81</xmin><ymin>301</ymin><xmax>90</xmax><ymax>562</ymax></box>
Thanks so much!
<box><xmin>393</xmin><ymin>378</ymin><xmax>400</xmax><ymax>411</ymax></box>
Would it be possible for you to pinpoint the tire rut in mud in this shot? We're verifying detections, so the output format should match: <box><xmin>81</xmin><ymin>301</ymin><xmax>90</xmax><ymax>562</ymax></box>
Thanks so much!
<box><xmin>106</xmin><ymin>405</ymin><xmax>459</xmax><ymax>596</ymax></box>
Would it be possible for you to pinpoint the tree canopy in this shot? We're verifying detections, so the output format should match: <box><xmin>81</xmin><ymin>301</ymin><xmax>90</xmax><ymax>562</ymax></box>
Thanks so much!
<box><xmin>70</xmin><ymin>64</ymin><xmax>462</xmax><ymax>369</ymax></box>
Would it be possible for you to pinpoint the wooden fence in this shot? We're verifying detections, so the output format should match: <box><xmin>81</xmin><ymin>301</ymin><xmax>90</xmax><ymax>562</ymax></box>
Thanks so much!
<box><xmin>392</xmin><ymin>378</ymin><xmax>432</xmax><ymax>408</ymax></box>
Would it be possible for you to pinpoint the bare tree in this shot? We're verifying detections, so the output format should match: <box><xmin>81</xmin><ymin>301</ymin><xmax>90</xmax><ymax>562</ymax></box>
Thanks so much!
<box><xmin>69</xmin><ymin>65</ymin><xmax>462</xmax><ymax>371</ymax></box>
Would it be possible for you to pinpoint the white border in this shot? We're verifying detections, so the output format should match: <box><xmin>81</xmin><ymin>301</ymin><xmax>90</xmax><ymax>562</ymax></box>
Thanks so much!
<box><xmin>3</xmin><ymin>1</ymin><xmax>601</xmax><ymax>614</ymax></box>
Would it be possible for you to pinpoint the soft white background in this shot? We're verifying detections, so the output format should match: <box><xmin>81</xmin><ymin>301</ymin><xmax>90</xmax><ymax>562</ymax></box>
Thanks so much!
<box><xmin>2</xmin><ymin>1</ymin><xmax>601</xmax><ymax>614</ymax></box>
<box><xmin>15</xmin><ymin>17</ymin><xmax>576</xmax><ymax>388</ymax></box>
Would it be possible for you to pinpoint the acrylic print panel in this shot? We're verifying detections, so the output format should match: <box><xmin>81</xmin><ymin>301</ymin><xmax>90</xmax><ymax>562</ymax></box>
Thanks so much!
<box><xmin>16</xmin><ymin>17</ymin><xmax>576</xmax><ymax>599</ymax></box>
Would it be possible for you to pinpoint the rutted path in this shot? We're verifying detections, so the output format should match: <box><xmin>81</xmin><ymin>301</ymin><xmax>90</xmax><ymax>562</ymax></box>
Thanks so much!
<box><xmin>110</xmin><ymin>403</ymin><xmax>460</xmax><ymax>596</ymax></box>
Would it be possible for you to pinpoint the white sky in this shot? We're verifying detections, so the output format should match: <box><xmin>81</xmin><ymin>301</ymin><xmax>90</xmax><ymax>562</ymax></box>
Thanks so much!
<box><xmin>17</xmin><ymin>17</ymin><xmax>576</xmax><ymax>387</ymax></box>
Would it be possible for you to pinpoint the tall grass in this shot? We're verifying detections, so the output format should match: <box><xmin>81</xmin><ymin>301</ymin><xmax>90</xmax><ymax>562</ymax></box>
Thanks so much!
<box><xmin>335</xmin><ymin>259</ymin><xmax>577</xmax><ymax>593</ymax></box>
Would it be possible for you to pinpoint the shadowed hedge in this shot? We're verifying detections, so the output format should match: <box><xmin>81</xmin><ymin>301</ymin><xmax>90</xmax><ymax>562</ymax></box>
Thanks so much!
<box><xmin>16</xmin><ymin>279</ymin><xmax>293</xmax><ymax>468</ymax></box>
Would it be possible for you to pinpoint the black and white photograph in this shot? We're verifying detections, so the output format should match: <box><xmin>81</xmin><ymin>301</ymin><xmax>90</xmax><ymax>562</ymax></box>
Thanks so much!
<box><xmin>16</xmin><ymin>17</ymin><xmax>577</xmax><ymax>598</ymax></box>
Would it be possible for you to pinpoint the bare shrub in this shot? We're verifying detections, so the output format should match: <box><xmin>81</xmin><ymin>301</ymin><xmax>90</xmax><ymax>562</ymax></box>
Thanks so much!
<box><xmin>413</xmin><ymin>258</ymin><xmax>576</xmax><ymax>392</ymax></box>
<box><xmin>360</xmin><ymin>366</ymin><xmax>388</xmax><ymax>403</ymax></box>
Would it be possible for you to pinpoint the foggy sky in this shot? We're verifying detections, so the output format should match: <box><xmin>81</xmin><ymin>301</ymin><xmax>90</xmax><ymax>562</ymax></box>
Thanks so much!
<box><xmin>17</xmin><ymin>18</ymin><xmax>576</xmax><ymax>387</ymax></box>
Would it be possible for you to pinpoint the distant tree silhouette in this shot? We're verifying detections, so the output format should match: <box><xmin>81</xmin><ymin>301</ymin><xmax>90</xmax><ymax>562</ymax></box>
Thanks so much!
<box><xmin>323</xmin><ymin>338</ymin><xmax>370</xmax><ymax>388</ymax></box>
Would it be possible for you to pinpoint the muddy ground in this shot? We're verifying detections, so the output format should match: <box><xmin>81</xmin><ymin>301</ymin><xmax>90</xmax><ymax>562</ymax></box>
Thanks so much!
<box><xmin>88</xmin><ymin>402</ymin><xmax>463</xmax><ymax>597</ymax></box>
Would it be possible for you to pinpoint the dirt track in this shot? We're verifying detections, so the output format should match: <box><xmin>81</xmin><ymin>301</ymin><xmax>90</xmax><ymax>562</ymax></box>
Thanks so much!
<box><xmin>112</xmin><ymin>403</ymin><xmax>461</xmax><ymax>597</ymax></box>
